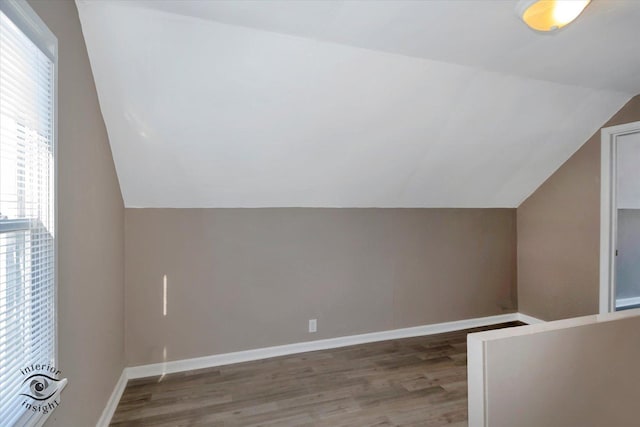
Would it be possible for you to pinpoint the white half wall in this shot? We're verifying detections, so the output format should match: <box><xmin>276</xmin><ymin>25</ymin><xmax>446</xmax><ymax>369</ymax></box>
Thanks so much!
<box><xmin>468</xmin><ymin>308</ymin><xmax>640</xmax><ymax>427</ymax></box>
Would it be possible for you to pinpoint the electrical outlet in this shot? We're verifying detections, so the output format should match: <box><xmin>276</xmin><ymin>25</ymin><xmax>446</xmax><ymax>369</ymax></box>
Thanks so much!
<box><xmin>308</xmin><ymin>319</ymin><xmax>317</xmax><ymax>333</ymax></box>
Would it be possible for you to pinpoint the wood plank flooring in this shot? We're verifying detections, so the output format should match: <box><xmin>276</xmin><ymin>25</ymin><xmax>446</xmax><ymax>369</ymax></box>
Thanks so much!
<box><xmin>111</xmin><ymin>322</ymin><xmax>523</xmax><ymax>426</ymax></box>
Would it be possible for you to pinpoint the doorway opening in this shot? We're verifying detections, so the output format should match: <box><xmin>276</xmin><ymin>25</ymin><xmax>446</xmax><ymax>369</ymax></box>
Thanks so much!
<box><xmin>600</xmin><ymin>121</ymin><xmax>640</xmax><ymax>313</ymax></box>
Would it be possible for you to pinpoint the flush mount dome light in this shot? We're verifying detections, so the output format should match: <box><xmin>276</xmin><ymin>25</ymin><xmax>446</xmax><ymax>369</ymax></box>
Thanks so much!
<box><xmin>517</xmin><ymin>0</ymin><xmax>591</xmax><ymax>32</ymax></box>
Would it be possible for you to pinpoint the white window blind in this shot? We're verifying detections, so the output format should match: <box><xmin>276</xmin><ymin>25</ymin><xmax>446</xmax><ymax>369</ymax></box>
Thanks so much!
<box><xmin>0</xmin><ymin>3</ymin><xmax>56</xmax><ymax>424</ymax></box>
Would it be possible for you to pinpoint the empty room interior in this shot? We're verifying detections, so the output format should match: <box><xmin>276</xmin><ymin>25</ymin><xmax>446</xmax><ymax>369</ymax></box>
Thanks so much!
<box><xmin>1</xmin><ymin>0</ymin><xmax>640</xmax><ymax>426</ymax></box>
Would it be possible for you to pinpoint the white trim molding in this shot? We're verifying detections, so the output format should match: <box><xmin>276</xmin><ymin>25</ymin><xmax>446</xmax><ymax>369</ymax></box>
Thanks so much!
<box><xmin>600</xmin><ymin>121</ymin><xmax>640</xmax><ymax>314</ymax></box>
<box><xmin>95</xmin><ymin>371</ymin><xmax>127</xmax><ymax>427</ymax></box>
<box><xmin>125</xmin><ymin>313</ymin><xmax>520</xmax><ymax>379</ymax></box>
<box><xmin>0</xmin><ymin>0</ymin><xmax>57</xmax><ymax>61</ymax></box>
<box><xmin>515</xmin><ymin>312</ymin><xmax>545</xmax><ymax>324</ymax></box>
<box><xmin>98</xmin><ymin>312</ymin><xmax>545</xmax><ymax>425</ymax></box>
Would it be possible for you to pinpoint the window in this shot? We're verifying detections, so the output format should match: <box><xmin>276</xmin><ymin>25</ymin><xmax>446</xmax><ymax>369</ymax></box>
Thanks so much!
<box><xmin>0</xmin><ymin>0</ymin><xmax>57</xmax><ymax>424</ymax></box>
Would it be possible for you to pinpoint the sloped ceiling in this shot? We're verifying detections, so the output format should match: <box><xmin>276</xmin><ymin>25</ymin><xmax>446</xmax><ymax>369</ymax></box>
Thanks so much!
<box><xmin>76</xmin><ymin>0</ymin><xmax>639</xmax><ymax>208</ymax></box>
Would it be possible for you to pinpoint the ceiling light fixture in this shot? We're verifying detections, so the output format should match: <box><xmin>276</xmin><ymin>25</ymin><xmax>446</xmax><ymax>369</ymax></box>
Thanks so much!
<box><xmin>517</xmin><ymin>0</ymin><xmax>591</xmax><ymax>32</ymax></box>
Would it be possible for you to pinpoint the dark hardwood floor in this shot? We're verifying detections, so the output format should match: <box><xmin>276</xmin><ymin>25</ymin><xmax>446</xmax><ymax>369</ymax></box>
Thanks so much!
<box><xmin>111</xmin><ymin>322</ymin><xmax>523</xmax><ymax>426</ymax></box>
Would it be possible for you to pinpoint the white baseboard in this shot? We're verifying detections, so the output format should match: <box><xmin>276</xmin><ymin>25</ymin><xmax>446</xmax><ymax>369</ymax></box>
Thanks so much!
<box><xmin>126</xmin><ymin>313</ymin><xmax>522</xmax><ymax>379</ymax></box>
<box><xmin>616</xmin><ymin>296</ymin><xmax>640</xmax><ymax>308</ymax></box>
<box><xmin>96</xmin><ymin>370</ymin><xmax>127</xmax><ymax>427</ymax></box>
<box><xmin>99</xmin><ymin>311</ymin><xmax>544</xmax><ymax>425</ymax></box>
<box><xmin>516</xmin><ymin>312</ymin><xmax>545</xmax><ymax>324</ymax></box>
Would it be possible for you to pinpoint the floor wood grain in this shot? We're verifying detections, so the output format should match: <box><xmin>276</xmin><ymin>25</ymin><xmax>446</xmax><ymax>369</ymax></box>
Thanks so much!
<box><xmin>111</xmin><ymin>322</ymin><xmax>523</xmax><ymax>426</ymax></box>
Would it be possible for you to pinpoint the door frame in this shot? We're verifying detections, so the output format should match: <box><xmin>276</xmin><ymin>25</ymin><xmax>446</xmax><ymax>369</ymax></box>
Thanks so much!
<box><xmin>600</xmin><ymin>121</ymin><xmax>640</xmax><ymax>314</ymax></box>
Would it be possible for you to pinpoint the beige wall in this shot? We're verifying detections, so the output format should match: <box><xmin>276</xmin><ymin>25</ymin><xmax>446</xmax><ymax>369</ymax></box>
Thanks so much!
<box><xmin>26</xmin><ymin>1</ymin><xmax>126</xmax><ymax>426</ymax></box>
<box><xmin>468</xmin><ymin>309</ymin><xmax>640</xmax><ymax>427</ymax></box>
<box><xmin>517</xmin><ymin>95</ymin><xmax>640</xmax><ymax>321</ymax></box>
<box><xmin>125</xmin><ymin>208</ymin><xmax>516</xmax><ymax>366</ymax></box>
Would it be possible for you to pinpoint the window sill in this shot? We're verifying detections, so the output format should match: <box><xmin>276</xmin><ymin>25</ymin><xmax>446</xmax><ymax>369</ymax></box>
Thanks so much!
<box><xmin>13</xmin><ymin>378</ymin><xmax>67</xmax><ymax>427</ymax></box>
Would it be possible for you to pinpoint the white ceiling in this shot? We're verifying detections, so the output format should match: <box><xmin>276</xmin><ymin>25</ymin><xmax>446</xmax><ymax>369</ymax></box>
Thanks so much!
<box><xmin>76</xmin><ymin>0</ymin><xmax>638</xmax><ymax>208</ymax></box>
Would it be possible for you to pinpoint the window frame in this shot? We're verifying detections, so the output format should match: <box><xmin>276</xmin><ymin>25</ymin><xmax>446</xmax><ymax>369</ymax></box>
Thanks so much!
<box><xmin>0</xmin><ymin>1</ymin><xmax>59</xmax><ymax>424</ymax></box>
